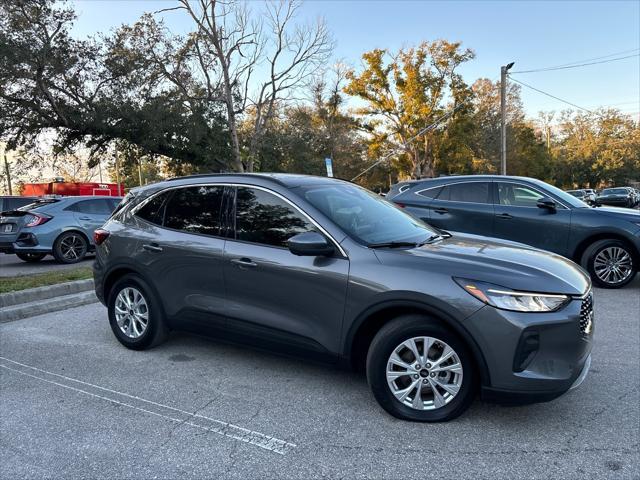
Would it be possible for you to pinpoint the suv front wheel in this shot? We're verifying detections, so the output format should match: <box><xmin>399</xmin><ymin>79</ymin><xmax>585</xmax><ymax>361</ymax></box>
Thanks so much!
<box><xmin>581</xmin><ymin>239</ymin><xmax>636</xmax><ymax>288</ymax></box>
<box><xmin>366</xmin><ymin>314</ymin><xmax>476</xmax><ymax>422</ymax></box>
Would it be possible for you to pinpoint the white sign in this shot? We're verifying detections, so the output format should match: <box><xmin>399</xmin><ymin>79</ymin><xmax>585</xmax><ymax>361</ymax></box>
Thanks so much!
<box><xmin>325</xmin><ymin>158</ymin><xmax>333</xmax><ymax>178</ymax></box>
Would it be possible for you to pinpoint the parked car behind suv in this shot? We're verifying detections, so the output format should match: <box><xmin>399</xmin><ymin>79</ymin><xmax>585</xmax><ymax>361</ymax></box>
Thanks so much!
<box><xmin>93</xmin><ymin>174</ymin><xmax>592</xmax><ymax>422</ymax></box>
<box><xmin>0</xmin><ymin>196</ymin><xmax>121</xmax><ymax>263</ymax></box>
<box><xmin>566</xmin><ymin>189</ymin><xmax>596</xmax><ymax>205</ymax></box>
<box><xmin>387</xmin><ymin>175</ymin><xmax>640</xmax><ymax>288</ymax></box>
<box><xmin>597</xmin><ymin>187</ymin><xmax>636</xmax><ymax>208</ymax></box>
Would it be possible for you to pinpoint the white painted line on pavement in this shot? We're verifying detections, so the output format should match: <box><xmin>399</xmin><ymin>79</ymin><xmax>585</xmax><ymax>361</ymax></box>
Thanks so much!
<box><xmin>0</xmin><ymin>357</ymin><xmax>296</xmax><ymax>455</ymax></box>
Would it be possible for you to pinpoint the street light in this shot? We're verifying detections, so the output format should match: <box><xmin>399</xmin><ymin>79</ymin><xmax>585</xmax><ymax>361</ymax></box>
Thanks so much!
<box><xmin>501</xmin><ymin>62</ymin><xmax>515</xmax><ymax>176</ymax></box>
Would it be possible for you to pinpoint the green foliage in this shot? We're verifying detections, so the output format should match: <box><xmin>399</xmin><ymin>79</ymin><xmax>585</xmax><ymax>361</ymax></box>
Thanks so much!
<box><xmin>0</xmin><ymin>1</ymin><xmax>231</xmax><ymax>170</ymax></box>
<box><xmin>0</xmin><ymin>1</ymin><xmax>637</xmax><ymax>190</ymax></box>
<box><xmin>551</xmin><ymin>109</ymin><xmax>640</xmax><ymax>188</ymax></box>
<box><xmin>344</xmin><ymin>41</ymin><xmax>475</xmax><ymax>179</ymax></box>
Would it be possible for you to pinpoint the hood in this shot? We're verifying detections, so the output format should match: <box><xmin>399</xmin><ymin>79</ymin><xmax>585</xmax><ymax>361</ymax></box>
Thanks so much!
<box><xmin>590</xmin><ymin>205</ymin><xmax>640</xmax><ymax>222</ymax></box>
<box><xmin>374</xmin><ymin>233</ymin><xmax>591</xmax><ymax>296</ymax></box>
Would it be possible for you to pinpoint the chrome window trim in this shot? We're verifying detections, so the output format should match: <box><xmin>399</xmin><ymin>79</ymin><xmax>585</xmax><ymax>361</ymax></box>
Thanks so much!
<box><xmin>130</xmin><ymin>182</ymin><xmax>348</xmax><ymax>258</ymax></box>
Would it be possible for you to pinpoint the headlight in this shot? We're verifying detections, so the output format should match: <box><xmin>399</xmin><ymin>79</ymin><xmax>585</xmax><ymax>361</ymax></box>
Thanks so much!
<box><xmin>454</xmin><ymin>278</ymin><xmax>570</xmax><ymax>312</ymax></box>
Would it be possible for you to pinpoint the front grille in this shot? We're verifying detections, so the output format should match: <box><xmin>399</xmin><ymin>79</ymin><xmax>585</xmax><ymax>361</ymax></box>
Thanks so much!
<box><xmin>579</xmin><ymin>291</ymin><xmax>594</xmax><ymax>335</ymax></box>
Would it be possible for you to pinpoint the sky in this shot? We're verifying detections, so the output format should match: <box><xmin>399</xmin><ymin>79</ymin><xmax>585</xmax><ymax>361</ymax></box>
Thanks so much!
<box><xmin>69</xmin><ymin>0</ymin><xmax>639</xmax><ymax>123</ymax></box>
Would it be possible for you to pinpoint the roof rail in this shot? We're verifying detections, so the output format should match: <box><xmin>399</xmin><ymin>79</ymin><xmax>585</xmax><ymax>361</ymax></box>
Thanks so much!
<box><xmin>165</xmin><ymin>172</ymin><xmax>289</xmax><ymax>187</ymax></box>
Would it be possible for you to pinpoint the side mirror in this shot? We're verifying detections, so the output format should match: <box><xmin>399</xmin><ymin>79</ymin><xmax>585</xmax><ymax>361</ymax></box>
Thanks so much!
<box><xmin>288</xmin><ymin>231</ymin><xmax>335</xmax><ymax>257</ymax></box>
<box><xmin>536</xmin><ymin>197</ymin><xmax>557</xmax><ymax>210</ymax></box>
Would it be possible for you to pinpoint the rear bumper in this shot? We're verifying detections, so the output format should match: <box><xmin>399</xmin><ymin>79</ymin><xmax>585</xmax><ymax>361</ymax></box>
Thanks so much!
<box><xmin>0</xmin><ymin>234</ymin><xmax>47</xmax><ymax>254</ymax></box>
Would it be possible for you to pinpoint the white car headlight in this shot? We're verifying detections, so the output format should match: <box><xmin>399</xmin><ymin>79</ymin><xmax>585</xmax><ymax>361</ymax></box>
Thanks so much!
<box><xmin>454</xmin><ymin>278</ymin><xmax>571</xmax><ymax>312</ymax></box>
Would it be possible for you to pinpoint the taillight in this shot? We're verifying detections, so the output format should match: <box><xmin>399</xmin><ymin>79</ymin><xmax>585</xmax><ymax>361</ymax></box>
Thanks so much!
<box><xmin>94</xmin><ymin>229</ymin><xmax>110</xmax><ymax>245</ymax></box>
<box><xmin>395</xmin><ymin>203</ymin><xmax>406</xmax><ymax>208</ymax></box>
<box><xmin>25</xmin><ymin>214</ymin><xmax>51</xmax><ymax>227</ymax></box>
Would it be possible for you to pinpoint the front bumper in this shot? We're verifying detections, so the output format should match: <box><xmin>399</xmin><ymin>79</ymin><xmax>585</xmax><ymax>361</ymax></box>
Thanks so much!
<box><xmin>466</xmin><ymin>295</ymin><xmax>593</xmax><ymax>404</ymax></box>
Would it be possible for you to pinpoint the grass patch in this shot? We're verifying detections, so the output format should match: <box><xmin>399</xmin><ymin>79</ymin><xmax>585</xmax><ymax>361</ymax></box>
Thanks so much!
<box><xmin>0</xmin><ymin>267</ymin><xmax>93</xmax><ymax>294</ymax></box>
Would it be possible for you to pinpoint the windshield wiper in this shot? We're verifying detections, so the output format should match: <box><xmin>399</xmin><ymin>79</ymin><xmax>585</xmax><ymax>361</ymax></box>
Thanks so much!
<box><xmin>368</xmin><ymin>241</ymin><xmax>420</xmax><ymax>249</ymax></box>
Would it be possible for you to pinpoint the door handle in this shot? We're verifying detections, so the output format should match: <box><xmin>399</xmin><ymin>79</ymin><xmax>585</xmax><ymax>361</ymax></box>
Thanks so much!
<box><xmin>142</xmin><ymin>243</ymin><xmax>163</xmax><ymax>253</ymax></box>
<box><xmin>230</xmin><ymin>257</ymin><xmax>258</xmax><ymax>269</ymax></box>
<box><xmin>433</xmin><ymin>208</ymin><xmax>448</xmax><ymax>215</ymax></box>
<box><xmin>79</xmin><ymin>216</ymin><xmax>92</xmax><ymax>220</ymax></box>
<box><xmin>496</xmin><ymin>213</ymin><xmax>513</xmax><ymax>220</ymax></box>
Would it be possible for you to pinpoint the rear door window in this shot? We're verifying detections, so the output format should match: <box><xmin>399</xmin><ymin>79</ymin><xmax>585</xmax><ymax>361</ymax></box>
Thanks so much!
<box><xmin>163</xmin><ymin>186</ymin><xmax>225</xmax><ymax>236</ymax></box>
<box><xmin>438</xmin><ymin>182</ymin><xmax>491</xmax><ymax>203</ymax></box>
<box><xmin>66</xmin><ymin>199</ymin><xmax>112</xmax><ymax>215</ymax></box>
<box><xmin>416</xmin><ymin>186</ymin><xmax>442</xmax><ymax>199</ymax></box>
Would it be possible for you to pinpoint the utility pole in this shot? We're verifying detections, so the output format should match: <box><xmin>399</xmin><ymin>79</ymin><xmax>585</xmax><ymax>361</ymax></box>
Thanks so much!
<box><xmin>138</xmin><ymin>159</ymin><xmax>143</xmax><ymax>186</ymax></box>
<box><xmin>114</xmin><ymin>144</ymin><xmax>122</xmax><ymax>196</ymax></box>
<box><xmin>546</xmin><ymin>126</ymin><xmax>551</xmax><ymax>152</ymax></box>
<box><xmin>2</xmin><ymin>145</ymin><xmax>12</xmax><ymax>195</ymax></box>
<box><xmin>500</xmin><ymin>62</ymin><xmax>515</xmax><ymax>175</ymax></box>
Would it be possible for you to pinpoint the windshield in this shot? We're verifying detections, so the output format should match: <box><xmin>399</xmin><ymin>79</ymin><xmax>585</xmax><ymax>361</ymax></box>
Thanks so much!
<box><xmin>300</xmin><ymin>183</ymin><xmax>438</xmax><ymax>245</ymax></box>
<box><xmin>602</xmin><ymin>188</ymin><xmax>627</xmax><ymax>195</ymax></box>
<box><xmin>566</xmin><ymin>190</ymin><xmax>582</xmax><ymax>197</ymax></box>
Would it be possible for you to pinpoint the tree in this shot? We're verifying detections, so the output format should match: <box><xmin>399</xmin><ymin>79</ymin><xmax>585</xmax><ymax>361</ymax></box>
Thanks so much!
<box><xmin>0</xmin><ymin>0</ymin><xmax>231</xmax><ymax>171</ymax></box>
<box><xmin>164</xmin><ymin>0</ymin><xmax>332</xmax><ymax>172</ymax></box>
<box><xmin>552</xmin><ymin>109</ymin><xmax>640</xmax><ymax>187</ymax></box>
<box><xmin>344</xmin><ymin>41</ymin><xmax>475</xmax><ymax>179</ymax></box>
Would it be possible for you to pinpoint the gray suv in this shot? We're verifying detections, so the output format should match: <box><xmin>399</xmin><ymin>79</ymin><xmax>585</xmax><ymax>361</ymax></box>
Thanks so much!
<box><xmin>93</xmin><ymin>174</ymin><xmax>593</xmax><ymax>422</ymax></box>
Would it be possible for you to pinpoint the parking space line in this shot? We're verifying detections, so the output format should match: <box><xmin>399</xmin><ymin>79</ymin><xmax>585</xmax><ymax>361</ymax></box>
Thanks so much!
<box><xmin>0</xmin><ymin>357</ymin><xmax>296</xmax><ymax>455</ymax></box>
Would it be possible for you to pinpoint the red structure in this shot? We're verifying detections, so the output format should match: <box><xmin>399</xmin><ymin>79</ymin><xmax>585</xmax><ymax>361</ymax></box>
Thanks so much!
<box><xmin>21</xmin><ymin>181</ymin><xmax>125</xmax><ymax>197</ymax></box>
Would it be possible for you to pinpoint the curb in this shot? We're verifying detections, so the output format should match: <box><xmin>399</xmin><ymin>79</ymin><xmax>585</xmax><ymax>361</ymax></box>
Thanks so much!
<box><xmin>0</xmin><ymin>279</ymin><xmax>98</xmax><ymax>323</ymax></box>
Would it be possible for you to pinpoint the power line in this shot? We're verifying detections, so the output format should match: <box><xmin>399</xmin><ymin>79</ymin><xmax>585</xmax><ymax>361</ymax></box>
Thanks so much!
<box><xmin>508</xmin><ymin>76</ymin><xmax>598</xmax><ymax>114</ymax></box>
<box><xmin>510</xmin><ymin>53</ymin><xmax>639</xmax><ymax>74</ymax></box>
<box><xmin>510</xmin><ymin>48</ymin><xmax>639</xmax><ymax>73</ymax></box>
<box><xmin>350</xmin><ymin>102</ymin><xmax>468</xmax><ymax>182</ymax></box>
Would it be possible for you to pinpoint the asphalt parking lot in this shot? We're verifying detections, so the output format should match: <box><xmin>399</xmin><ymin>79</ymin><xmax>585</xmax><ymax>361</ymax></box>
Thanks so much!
<box><xmin>0</xmin><ymin>253</ymin><xmax>94</xmax><ymax>277</ymax></box>
<box><xmin>1</xmin><ymin>278</ymin><xmax>638</xmax><ymax>479</ymax></box>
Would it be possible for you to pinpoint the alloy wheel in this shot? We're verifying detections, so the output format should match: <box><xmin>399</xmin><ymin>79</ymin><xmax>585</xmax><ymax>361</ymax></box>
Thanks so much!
<box><xmin>60</xmin><ymin>234</ymin><xmax>85</xmax><ymax>261</ymax></box>
<box><xmin>386</xmin><ymin>336</ymin><xmax>463</xmax><ymax>411</ymax></box>
<box><xmin>114</xmin><ymin>287</ymin><xmax>149</xmax><ymax>339</ymax></box>
<box><xmin>593</xmin><ymin>246</ymin><xmax>633</xmax><ymax>285</ymax></box>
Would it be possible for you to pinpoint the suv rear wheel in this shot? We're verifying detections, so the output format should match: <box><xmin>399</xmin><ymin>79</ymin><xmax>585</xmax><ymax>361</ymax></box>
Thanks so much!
<box><xmin>107</xmin><ymin>274</ymin><xmax>168</xmax><ymax>350</ymax></box>
<box><xmin>581</xmin><ymin>239</ymin><xmax>636</xmax><ymax>288</ymax></box>
<box><xmin>366</xmin><ymin>314</ymin><xmax>476</xmax><ymax>422</ymax></box>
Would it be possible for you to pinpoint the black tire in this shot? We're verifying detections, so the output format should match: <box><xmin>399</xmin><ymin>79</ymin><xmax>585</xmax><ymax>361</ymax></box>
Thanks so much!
<box><xmin>366</xmin><ymin>314</ymin><xmax>476</xmax><ymax>422</ymax></box>
<box><xmin>16</xmin><ymin>252</ymin><xmax>47</xmax><ymax>262</ymax></box>
<box><xmin>107</xmin><ymin>273</ymin><xmax>168</xmax><ymax>350</ymax></box>
<box><xmin>52</xmin><ymin>231</ymin><xmax>88</xmax><ymax>264</ymax></box>
<box><xmin>581</xmin><ymin>239</ymin><xmax>637</xmax><ymax>289</ymax></box>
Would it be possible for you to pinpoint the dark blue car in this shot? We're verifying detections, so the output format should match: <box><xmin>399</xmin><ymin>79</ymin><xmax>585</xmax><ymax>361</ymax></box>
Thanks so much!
<box><xmin>388</xmin><ymin>175</ymin><xmax>640</xmax><ymax>288</ymax></box>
